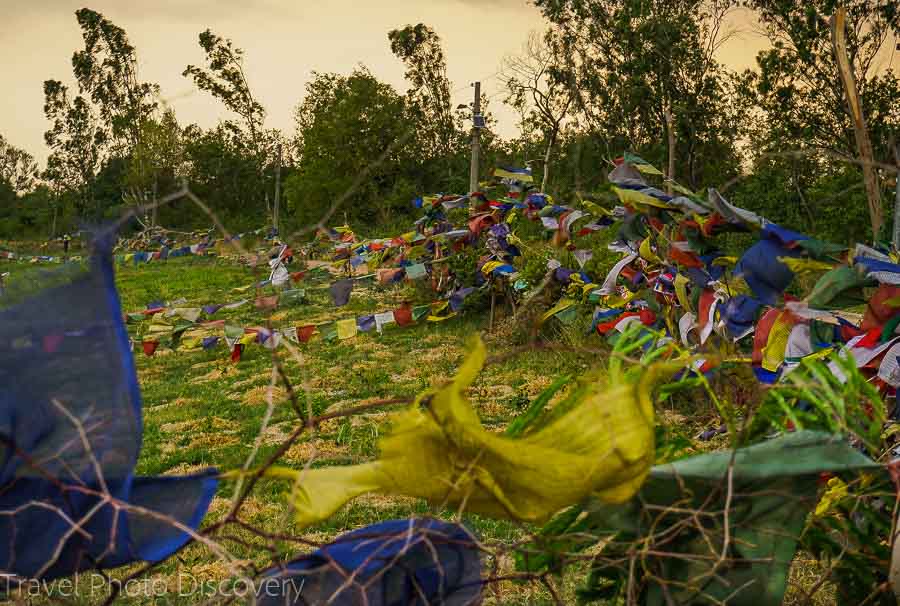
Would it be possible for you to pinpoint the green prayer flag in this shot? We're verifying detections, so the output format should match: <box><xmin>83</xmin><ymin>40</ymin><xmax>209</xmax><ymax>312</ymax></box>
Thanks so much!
<box><xmin>522</xmin><ymin>431</ymin><xmax>879</xmax><ymax>606</ymax></box>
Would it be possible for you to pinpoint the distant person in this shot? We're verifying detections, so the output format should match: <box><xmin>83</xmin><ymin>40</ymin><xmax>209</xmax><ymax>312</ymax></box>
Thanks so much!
<box><xmin>62</xmin><ymin>234</ymin><xmax>71</xmax><ymax>255</ymax></box>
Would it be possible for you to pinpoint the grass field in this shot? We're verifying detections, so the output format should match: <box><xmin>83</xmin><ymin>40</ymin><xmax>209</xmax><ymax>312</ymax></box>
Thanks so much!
<box><xmin>0</xmin><ymin>252</ymin><xmax>835</xmax><ymax>604</ymax></box>
<box><xmin>116</xmin><ymin>253</ymin><xmax>609</xmax><ymax>604</ymax></box>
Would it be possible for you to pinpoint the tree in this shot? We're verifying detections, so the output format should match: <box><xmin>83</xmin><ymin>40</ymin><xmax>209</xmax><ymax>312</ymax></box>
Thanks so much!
<box><xmin>533</xmin><ymin>0</ymin><xmax>744</xmax><ymax>189</ymax></box>
<box><xmin>388</xmin><ymin>25</ymin><xmax>460</xmax><ymax>169</ymax></box>
<box><xmin>127</xmin><ymin>109</ymin><xmax>185</xmax><ymax>225</ymax></box>
<box><xmin>741</xmin><ymin>0</ymin><xmax>900</xmax><ymax>239</ymax></box>
<box><xmin>501</xmin><ymin>30</ymin><xmax>576</xmax><ymax>193</ymax></box>
<box><xmin>71</xmin><ymin>8</ymin><xmax>158</xmax><ymax>154</ymax></box>
<box><xmin>0</xmin><ymin>134</ymin><xmax>38</xmax><ymax>194</ymax></box>
<box><xmin>184</xmin><ymin>29</ymin><xmax>277</xmax><ymax>222</ymax></box>
<box><xmin>183</xmin><ymin>30</ymin><xmax>266</xmax><ymax>158</ymax></box>
<box><xmin>286</xmin><ymin>68</ymin><xmax>413</xmax><ymax>226</ymax></box>
<box><xmin>42</xmin><ymin>80</ymin><xmax>106</xmax><ymax>218</ymax></box>
<box><xmin>179</xmin><ymin>124</ymin><xmax>267</xmax><ymax>228</ymax></box>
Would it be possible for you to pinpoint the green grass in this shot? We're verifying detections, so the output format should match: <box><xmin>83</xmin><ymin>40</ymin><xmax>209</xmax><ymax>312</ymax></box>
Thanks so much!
<box><xmin>98</xmin><ymin>255</ymin><xmax>604</xmax><ymax>603</ymax></box>
<box><xmin>0</xmin><ymin>252</ymin><xmax>798</xmax><ymax>604</ymax></box>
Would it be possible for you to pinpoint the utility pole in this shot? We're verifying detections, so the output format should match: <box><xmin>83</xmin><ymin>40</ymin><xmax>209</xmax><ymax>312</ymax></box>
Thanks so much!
<box><xmin>469</xmin><ymin>82</ymin><xmax>481</xmax><ymax>195</ymax></box>
<box><xmin>273</xmin><ymin>142</ymin><xmax>282</xmax><ymax>234</ymax></box>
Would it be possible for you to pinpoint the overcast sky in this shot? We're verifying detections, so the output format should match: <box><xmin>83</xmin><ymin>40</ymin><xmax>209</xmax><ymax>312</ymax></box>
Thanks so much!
<box><xmin>0</xmin><ymin>1</ymin><xmax>770</xmax><ymax>165</ymax></box>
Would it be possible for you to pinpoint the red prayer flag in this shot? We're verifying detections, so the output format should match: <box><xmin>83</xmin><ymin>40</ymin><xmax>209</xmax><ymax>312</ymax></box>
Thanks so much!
<box><xmin>296</xmin><ymin>325</ymin><xmax>316</xmax><ymax>343</ymax></box>
<box><xmin>394</xmin><ymin>305</ymin><xmax>414</xmax><ymax>327</ymax></box>
<box><xmin>142</xmin><ymin>340</ymin><xmax>160</xmax><ymax>356</ymax></box>
<box><xmin>230</xmin><ymin>344</ymin><xmax>244</xmax><ymax>363</ymax></box>
<box><xmin>43</xmin><ymin>334</ymin><xmax>64</xmax><ymax>353</ymax></box>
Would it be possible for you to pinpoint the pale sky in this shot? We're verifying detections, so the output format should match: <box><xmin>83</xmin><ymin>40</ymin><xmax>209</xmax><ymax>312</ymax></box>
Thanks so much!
<box><xmin>0</xmin><ymin>1</ymin><xmax>771</xmax><ymax>166</ymax></box>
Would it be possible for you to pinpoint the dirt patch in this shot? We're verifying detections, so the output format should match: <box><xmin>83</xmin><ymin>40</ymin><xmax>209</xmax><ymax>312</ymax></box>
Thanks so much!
<box><xmin>284</xmin><ymin>439</ymin><xmax>350</xmax><ymax>463</ymax></box>
<box><xmin>242</xmin><ymin>385</ymin><xmax>286</xmax><ymax>406</ymax></box>
<box><xmin>191</xmin><ymin>368</ymin><xmax>224</xmax><ymax>383</ymax></box>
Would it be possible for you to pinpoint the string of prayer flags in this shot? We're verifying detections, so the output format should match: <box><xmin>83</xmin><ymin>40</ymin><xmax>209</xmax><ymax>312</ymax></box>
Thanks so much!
<box><xmin>254</xmin><ymin>294</ymin><xmax>279</xmax><ymax>310</ymax></box>
<box><xmin>404</xmin><ymin>262</ymin><xmax>428</xmax><ymax>280</ymax></box>
<box><xmin>494</xmin><ymin>165</ymin><xmax>534</xmax><ymax>183</ymax></box>
<box><xmin>374</xmin><ymin>311</ymin><xmax>396</xmax><ymax>334</ymax></box>
<box><xmin>319</xmin><ymin>322</ymin><xmax>338</xmax><ymax>342</ymax></box>
<box><xmin>296</xmin><ymin>325</ymin><xmax>316</xmax><ymax>343</ymax></box>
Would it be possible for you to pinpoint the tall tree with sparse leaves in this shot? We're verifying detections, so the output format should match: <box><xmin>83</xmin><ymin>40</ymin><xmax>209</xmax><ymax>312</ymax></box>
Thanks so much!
<box><xmin>71</xmin><ymin>8</ymin><xmax>158</xmax><ymax>154</ymax></box>
<box><xmin>388</xmin><ymin>24</ymin><xmax>459</xmax><ymax>166</ymax></box>
<box><xmin>533</xmin><ymin>0</ymin><xmax>744</xmax><ymax>189</ymax></box>
<box><xmin>183</xmin><ymin>30</ymin><xmax>267</xmax><ymax>159</ymax></box>
<box><xmin>501</xmin><ymin>29</ymin><xmax>576</xmax><ymax>193</ymax></box>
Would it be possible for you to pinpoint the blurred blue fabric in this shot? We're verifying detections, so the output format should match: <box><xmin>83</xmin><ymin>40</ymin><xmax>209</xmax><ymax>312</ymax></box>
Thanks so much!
<box><xmin>256</xmin><ymin>518</ymin><xmax>482</xmax><ymax>605</ymax></box>
<box><xmin>0</xmin><ymin>240</ymin><xmax>217</xmax><ymax>580</ymax></box>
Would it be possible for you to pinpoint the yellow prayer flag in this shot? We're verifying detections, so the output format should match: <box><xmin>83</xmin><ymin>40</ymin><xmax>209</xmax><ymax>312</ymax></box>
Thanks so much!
<box><xmin>761</xmin><ymin>311</ymin><xmax>794</xmax><ymax>372</ymax></box>
<box><xmin>541</xmin><ymin>298</ymin><xmax>577</xmax><ymax>324</ymax></box>
<box><xmin>779</xmin><ymin>257</ymin><xmax>836</xmax><ymax>276</ymax></box>
<box><xmin>336</xmin><ymin>318</ymin><xmax>358</xmax><ymax>340</ymax></box>
<box><xmin>612</xmin><ymin>187</ymin><xmax>673</xmax><ymax>210</ymax></box>
<box><xmin>284</xmin><ymin>336</ymin><xmax>680</xmax><ymax>527</ymax></box>
<box><xmin>639</xmin><ymin>238</ymin><xmax>664</xmax><ymax>265</ymax></box>
<box><xmin>674</xmin><ymin>274</ymin><xmax>692</xmax><ymax>313</ymax></box>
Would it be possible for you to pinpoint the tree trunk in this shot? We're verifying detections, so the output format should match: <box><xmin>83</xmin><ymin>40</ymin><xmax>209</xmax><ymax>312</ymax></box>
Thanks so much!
<box><xmin>664</xmin><ymin>104</ymin><xmax>676</xmax><ymax>196</ymax></box>
<box><xmin>832</xmin><ymin>8</ymin><xmax>882</xmax><ymax>241</ymax></box>
<box><xmin>50</xmin><ymin>200</ymin><xmax>58</xmax><ymax>239</ymax></box>
<box><xmin>151</xmin><ymin>174</ymin><xmax>158</xmax><ymax>227</ymax></box>
<box><xmin>541</xmin><ymin>127</ymin><xmax>558</xmax><ymax>194</ymax></box>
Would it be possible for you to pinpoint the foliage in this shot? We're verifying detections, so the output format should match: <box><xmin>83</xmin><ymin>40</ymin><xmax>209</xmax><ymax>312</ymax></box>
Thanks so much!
<box><xmin>501</xmin><ymin>29</ymin><xmax>576</xmax><ymax>193</ymax></box>
<box><xmin>738</xmin><ymin>0</ymin><xmax>900</xmax><ymax>242</ymax></box>
<box><xmin>42</xmin><ymin>80</ymin><xmax>106</xmax><ymax>217</ymax></box>
<box><xmin>0</xmin><ymin>134</ymin><xmax>38</xmax><ymax>194</ymax></box>
<box><xmin>388</xmin><ymin>24</ymin><xmax>457</xmax><ymax>163</ymax></box>
<box><xmin>72</xmin><ymin>8</ymin><xmax>159</xmax><ymax>153</ymax></box>
<box><xmin>183</xmin><ymin>29</ymin><xmax>267</xmax><ymax>158</ymax></box>
<box><xmin>285</xmin><ymin>68</ymin><xmax>416</xmax><ymax>227</ymax></box>
<box><xmin>532</xmin><ymin>0</ymin><xmax>747</xmax><ymax>190</ymax></box>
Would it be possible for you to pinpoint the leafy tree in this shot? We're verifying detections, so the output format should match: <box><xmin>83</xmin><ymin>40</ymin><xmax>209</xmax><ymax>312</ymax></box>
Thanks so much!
<box><xmin>183</xmin><ymin>30</ymin><xmax>267</xmax><ymax>159</ymax></box>
<box><xmin>286</xmin><ymin>68</ymin><xmax>414</xmax><ymax>227</ymax></box>
<box><xmin>127</xmin><ymin>109</ymin><xmax>185</xmax><ymax>225</ymax></box>
<box><xmin>0</xmin><ymin>134</ymin><xmax>38</xmax><ymax>194</ymax></box>
<box><xmin>42</xmin><ymin>80</ymin><xmax>106</xmax><ymax>218</ymax></box>
<box><xmin>71</xmin><ymin>8</ymin><xmax>159</xmax><ymax>153</ymax></box>
<box><xmin>533</xmin><ymin>0</ymin><xmax>745</xmax><ymax>189</ymax></box>
<box><xmin>388</xmin><ymin>25</ymin><xmax>460</xmax><ymax>168</ymax></box>
<box><xmin>180</xmin><ymin>123</ymin><xmax>268</xmax><ymax>228</ymax></box>
<box><xmin>740</xmin><ymin>0</ymin><xmax>900</xmax><ymax>239</ymax></box>
<box><xmin>745</xmin><ymin>0</ymin><xmax>899</xmax><ymax>161</ymax></box>
<box><xmin>184</xmin><ymin>30</ymin><xmax>281</xmax><ymax>222</ymax></box>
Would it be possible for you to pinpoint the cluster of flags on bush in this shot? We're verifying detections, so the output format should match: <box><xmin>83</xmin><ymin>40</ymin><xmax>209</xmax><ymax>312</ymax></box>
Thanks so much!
<box><xmin>532</xmin><ymin>155</ymin><xmax>900</xmax><ymax>405</ymax></box>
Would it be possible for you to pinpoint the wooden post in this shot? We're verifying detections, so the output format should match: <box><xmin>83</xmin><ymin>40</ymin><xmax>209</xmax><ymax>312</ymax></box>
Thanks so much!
<box><xmin>469</xmin><ymin>82</ymin><xmax>481</xmax><ymax>195</ymax></box>
<box><xmin>273</xmin><ymin>142</ymin><xmax>282</xmax><ymax>233</ymax></box>
<box><xmin>832</xmin><ymin>7</ymin><xmax>883</xmax><ymax>241</ymax></box>
<box><xmin>489</xmin><ymin>285</ymin><xmax>496</xmax><ymax>332</ymax></box>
